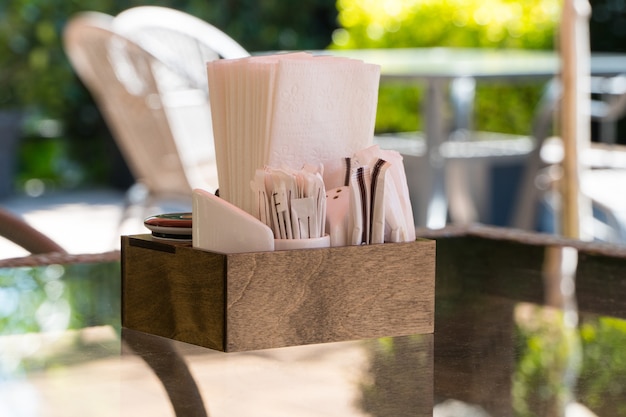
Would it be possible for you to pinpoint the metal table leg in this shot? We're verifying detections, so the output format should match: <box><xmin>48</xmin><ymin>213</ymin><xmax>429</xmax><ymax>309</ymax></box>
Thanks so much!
<box><xmin>423</xmin><ymin>79</ymin><xmax>448</xmax><ymax>229</ymax></box>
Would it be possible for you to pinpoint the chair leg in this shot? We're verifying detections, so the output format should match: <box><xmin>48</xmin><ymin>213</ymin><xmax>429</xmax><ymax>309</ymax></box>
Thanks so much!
<box><xmin>512</xmin><ymin>145</ymin><xmax>545</xmax><ymax>230</ymax></box>
<box><xmin>511</xmin><ymin>78</ymin><xmax>561</xmax><ymax>230</ymax></box>
<box><xmin>113</xmin><ymin>182</ymin><xmax>150</xmax><ymax>246</ymax></box>
<box><xmin>447</xmin><ymin>76</ymin><xmax>479</xmax><ymax>224</ymax></box>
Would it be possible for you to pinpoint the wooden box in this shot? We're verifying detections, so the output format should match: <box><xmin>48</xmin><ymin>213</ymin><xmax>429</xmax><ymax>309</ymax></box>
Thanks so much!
<box><xmin>121</xmin><ymin>235</ymin><xmax>435</xmax><ymax>352</ymax></box>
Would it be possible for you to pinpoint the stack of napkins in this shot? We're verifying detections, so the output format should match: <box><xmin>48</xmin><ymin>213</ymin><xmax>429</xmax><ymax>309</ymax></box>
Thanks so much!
<box><xmin>206</xmin><ymin>52</ymin><xmax>381</xmax><ymax>216</ymax></box>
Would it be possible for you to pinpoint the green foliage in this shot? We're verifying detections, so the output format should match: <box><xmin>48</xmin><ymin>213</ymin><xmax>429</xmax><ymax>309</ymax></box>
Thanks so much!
<box><xmin>332</xmin><ymin>0</ymin><xmax>559</xmax><ymax>50</ymax></box>
<box><xmin>0</xmin><ymin>262</ymin><xmax>120</xmax><ymax>336</ymax></box>
<box><xmin>578</xmin><ymin>316</ymin><xmax>626</xmax><ymax>415</ymax></box>
<box><xmin>0</xmin><ymin>262</ymin><xmax>121</xmax><ymax>373</ymax></box>
<box><xmin>512</xmin><ymin>306</ymin><xmax>582</xmax><ymax>417</ymax></box>
<box><xmin>0</xmin><ymin>0</ymin><xmax>337</xmax><ymax>112</ymax></box>
<box><xmin>513</xmin><ymin>307</ymin><xmax>626</xmax><ymax>417</ymax></box>
<box><xmin>201</xmin><ymin>0</ymin><xmax>338</xmax><ymax>51</ymax></box>
<box><xmin>1</xmin><ymin>0</ymin><xmax>338</xmax><ymax>191</ymax></box>
<box><xmin>375</xmin><ymin>84</ymin><xmax>422</xmax><ymax>132</ymax></box>
<box><xmin>330</xmin><ymin>0</ymin><xmax>560</xmax><ymax>134</ymax></box>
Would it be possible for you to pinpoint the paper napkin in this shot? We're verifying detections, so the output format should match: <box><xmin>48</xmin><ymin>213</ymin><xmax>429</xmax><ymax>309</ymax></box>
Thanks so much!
<box><xmin>207</xmin><ymin>53</ymin><xmax>380</xmax><ymax>216</ymax></box>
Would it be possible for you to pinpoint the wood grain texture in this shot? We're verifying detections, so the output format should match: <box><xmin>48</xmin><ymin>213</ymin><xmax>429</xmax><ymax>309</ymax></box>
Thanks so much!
<box><xmin>226</xmin><ymin>241</ymin><xmax>435</xmax><ymax>351</ymax></box>
<box><xmin>122</xmin><ymin>235</ymin><xmax>435</xmax><ymax>352</ymax></box>
<box><xmin>122</xmin><ymin>235</ymin><xmax>227</xmax><ymax>351</ymax></box>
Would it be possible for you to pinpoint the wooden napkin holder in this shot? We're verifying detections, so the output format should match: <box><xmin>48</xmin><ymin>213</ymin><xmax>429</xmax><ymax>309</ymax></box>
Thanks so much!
<box><xmin>121</xmin><ymin>234</ymin><xmax>435</xmax><ymax>352</ymax></box>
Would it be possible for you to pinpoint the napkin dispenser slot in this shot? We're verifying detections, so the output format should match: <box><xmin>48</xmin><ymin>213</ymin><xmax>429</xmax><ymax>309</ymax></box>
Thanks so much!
<box><xmin>121</xmin><ymin>234</ymin><xmax>435</xmax><ymax>352</ymax></box>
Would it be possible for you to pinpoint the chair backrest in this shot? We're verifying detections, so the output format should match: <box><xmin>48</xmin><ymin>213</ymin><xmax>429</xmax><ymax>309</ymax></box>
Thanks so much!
<box><xmin>63</xmin><ymin>12</ymin><xmax>218</xmax><ymax>198</ymax></box>
<box><xmin>113</xmin><ymin>6</ymin><xmax>250</xmax><ymax>94</ymax></box>
<box><xmin>113</xmin><ymin>7</ymin><xmax>251</xmax><ymax>193</ymax></box>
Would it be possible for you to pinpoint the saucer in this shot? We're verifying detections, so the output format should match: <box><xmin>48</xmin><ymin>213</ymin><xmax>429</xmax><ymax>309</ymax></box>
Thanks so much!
<box><xmin>144</xmin><ymin>212</ymin><xmax>192</xmax><ymax>241</ymax></box>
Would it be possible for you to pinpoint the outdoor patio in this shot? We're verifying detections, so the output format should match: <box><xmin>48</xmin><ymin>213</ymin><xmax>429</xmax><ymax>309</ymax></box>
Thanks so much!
<box><xmin>0</xmin><ymin>188</ymin><xmax>190</xmax><ymax>260</ymax></box>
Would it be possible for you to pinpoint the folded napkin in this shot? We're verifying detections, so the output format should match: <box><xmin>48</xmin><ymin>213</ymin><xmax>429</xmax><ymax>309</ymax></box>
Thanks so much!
<box><xmin>207</xmin><ymin>53</ymin><xmax>380</xmax><ymax>216</ymax></box>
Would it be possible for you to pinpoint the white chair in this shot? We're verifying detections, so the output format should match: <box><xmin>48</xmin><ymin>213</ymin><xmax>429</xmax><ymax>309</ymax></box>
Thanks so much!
<box><xmin>64</xmin><ymin>11</ymin><xmax>235</xmax><ymax>231</ymax></box>
<box><xmin>112</xmin><ymin>6</ymin><xmax>250</xmax><ymax>201</ymax></box>
<box><xmin>113</xmin><ymin>6</ymin><xmax>249</xmax><ymax>93</ymax></box>
<box><xmin>112</xmin><ymin>6</ymin><xmax>250</xmax><ymax>202</ymax></box>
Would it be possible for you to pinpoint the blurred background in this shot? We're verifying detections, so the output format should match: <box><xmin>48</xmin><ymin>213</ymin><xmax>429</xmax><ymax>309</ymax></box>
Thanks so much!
<box><xmin>1</xmin><ymin>0</ymin><xmax>626</xmax><ymax>255</ymax></box>
<box><xmin>0</xmin><ymin>0</ymin><xmax>600</xmax><ymax>197</ymax></box>
<box><xmin>3</xmin><ymin>6</ymin><xmax>626</xmax><ymax>414</ymax></box>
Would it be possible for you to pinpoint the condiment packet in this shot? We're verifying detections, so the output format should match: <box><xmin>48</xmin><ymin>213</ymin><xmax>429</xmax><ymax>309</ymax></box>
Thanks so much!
<box><xmin>324</xmin><ymin>144</ymin><xmax>415</xmax><ymax>245</ymax></box>
<box><xmin>325</xmin><ymin>186</ymin><xmax>350</xmax><ymax>247</ymax></box>
<box><xmin>353</xmin><ymin>145</ymin><xmax>416</xmax><ymax>243</ymax></box>
<box><xmin>346</xmin><ymin>158</ymin><xmax>389</xmax><ymax>245</ymax></box>
<box><xmin>348</xmin><ymin>166</ymin><xmax>371</xmax><ymax>245</ymax></box>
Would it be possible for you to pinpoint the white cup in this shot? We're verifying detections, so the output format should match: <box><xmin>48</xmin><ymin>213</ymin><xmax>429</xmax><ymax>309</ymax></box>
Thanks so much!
<box><xmin>274</xmin><ymin>235</ymin><xmax>331</xmax><ymax>251</ymax></box>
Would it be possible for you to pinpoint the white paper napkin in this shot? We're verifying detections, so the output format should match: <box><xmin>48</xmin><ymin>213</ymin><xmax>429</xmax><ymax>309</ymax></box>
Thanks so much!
<box><xmin>207</xmin><ymin>53</ymin><xmax>380</xmax><ymax>216</ymax></box>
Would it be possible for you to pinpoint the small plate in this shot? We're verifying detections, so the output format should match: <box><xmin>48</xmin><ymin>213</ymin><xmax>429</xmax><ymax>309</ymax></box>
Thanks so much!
<box><xmin>144</xmin><ymin>213</ymin><xmax>192</xmax><ymax>241</ymax></box>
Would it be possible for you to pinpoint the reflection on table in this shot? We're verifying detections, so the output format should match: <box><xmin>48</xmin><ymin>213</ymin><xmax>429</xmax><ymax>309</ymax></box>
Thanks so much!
<box><xmin>3</xmin><ymin>226</ymin><xmax>626</xmax><ymax>416</ymax></box>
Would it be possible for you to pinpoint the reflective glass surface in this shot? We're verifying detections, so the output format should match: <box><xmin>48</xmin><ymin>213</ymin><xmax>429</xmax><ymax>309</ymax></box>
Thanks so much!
<box><xmin>2</xmin><ymin>232</ymin><xmax>626</xmax><ymax>417</ymax></box>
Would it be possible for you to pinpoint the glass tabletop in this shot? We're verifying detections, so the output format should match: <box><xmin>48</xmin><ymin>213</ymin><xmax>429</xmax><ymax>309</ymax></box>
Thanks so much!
<box><xmin>2</xmin><ymin>227</ymin><xmax>626</xmax><ymax>416</ymax></box>
<box><xmin>319</xmin><ymin>47</ymin><xmax>626</xmax><ymax>81</ymax></box>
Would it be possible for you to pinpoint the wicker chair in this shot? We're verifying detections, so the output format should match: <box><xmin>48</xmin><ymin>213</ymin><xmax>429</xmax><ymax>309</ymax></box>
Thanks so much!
<box><xmin>113</xmin><ymin>5</ymin><xmax>249</xmax><ymax>93</ymax></box>
<box><xmin>112</xmin><ymin>6</ymin><xmax>250</xmax><ymax>199</ymax></box>
<box><xmin>63</xmin><ymin>12</ymin><xmax>222</xmax><ymax>225</ymax></box>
